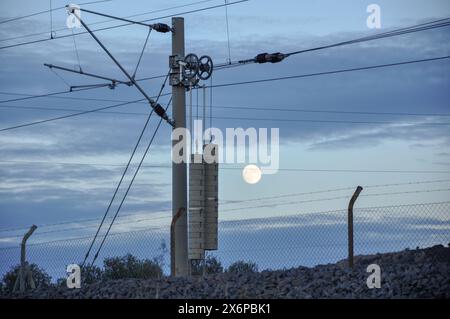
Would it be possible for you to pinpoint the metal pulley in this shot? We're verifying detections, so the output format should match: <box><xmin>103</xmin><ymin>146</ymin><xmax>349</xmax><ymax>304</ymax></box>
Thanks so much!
<box><xmin>198</xmin><ymin>55</ymin><xmax>213</xmax><ymax>80</ymax></box>
<box><xmin>183</xmin><ymin>53</ymin><xmax>199</xmax><ymax>80</ymax></box>
<box><xmin>171</xmin><ymin>53</ymin><xmax>214</xmax><ymax>87</ymax></box>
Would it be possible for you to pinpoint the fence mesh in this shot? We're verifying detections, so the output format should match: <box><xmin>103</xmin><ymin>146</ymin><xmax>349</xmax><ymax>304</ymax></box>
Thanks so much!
<box><xmin>0</xmin><ymin>201</ymin><xmax>449</xmax><ymax>282</ymax></box>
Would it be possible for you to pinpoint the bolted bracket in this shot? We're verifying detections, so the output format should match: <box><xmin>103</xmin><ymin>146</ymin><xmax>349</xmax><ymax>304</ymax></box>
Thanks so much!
<box><xmin>169</xmin><ymin>54</ymin><xmax>184</xmax><ymax>87</ymax></box>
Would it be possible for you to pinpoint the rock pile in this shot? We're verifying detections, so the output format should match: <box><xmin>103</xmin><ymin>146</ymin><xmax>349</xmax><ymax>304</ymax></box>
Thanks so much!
<box><xmin>2</xmin><ymin>245</ymin><xmax>449</xmax><ymax>299</ymax></box>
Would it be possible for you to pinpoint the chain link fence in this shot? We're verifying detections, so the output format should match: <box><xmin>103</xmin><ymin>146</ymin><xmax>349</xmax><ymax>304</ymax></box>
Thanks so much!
<box><xmin>0</xmin><ymin>201</ymin><xmax>449</xmax><ymax>282</ymax></box>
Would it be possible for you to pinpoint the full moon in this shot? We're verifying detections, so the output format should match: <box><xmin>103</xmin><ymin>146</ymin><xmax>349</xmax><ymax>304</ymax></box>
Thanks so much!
<box><xmin>242</xmin><ymin>164</ymin><xmax>262</xmax><ymax>184</ymax></box>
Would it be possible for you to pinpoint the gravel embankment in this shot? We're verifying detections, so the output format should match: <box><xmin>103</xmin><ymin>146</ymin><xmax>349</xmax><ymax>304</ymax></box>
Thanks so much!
<box><xmin>2</xmin><ymin>245</ymin><xmax>449</xmax><ymax>299</ymax></box>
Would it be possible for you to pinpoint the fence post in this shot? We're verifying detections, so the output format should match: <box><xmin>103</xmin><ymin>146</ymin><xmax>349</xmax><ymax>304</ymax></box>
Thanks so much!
<box><xmin>13</xmin><ymin>224</ymin><xmax>37</xmax><ymax>293</ymax></box>
<box><xmin>348</xmin><ymin>186</ymin><xmax>363</xmax><ymax>268</ymax></box>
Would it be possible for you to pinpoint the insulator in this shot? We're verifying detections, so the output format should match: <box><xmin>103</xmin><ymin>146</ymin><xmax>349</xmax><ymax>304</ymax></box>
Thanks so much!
<box><xmin>255</xmin><ymin>52</ymin><xmax>286</xmax><ymax>64</ymax></box>
<box><xmin>153</xmin><ymin>103</ymin><xmax>167</xmax><ymax>119</ymax></box>
<box><xmin>151</xmin><ymin>23</ymin><xmax>171</xmax><ymax>33</ymax></box>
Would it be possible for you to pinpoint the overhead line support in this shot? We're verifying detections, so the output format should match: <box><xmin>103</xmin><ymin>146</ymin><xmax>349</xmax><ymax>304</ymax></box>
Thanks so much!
<box><xmin>79</xmin><ymin>8</ymin><xmax>173</xmax><ymax>32</ymax></box>
<box><xmin>171</xmin><ymin>17</ymin><xmax>189</xmax><ymax>277</ymax></box>
<box><xmin>67</xmin><ymin>6</ymin><xmax>174</xmax><ymax>126</ymax></box>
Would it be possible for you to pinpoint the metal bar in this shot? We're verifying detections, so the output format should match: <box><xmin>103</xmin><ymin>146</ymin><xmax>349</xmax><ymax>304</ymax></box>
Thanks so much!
<box><xmin>72</xmin><ymin>11</ymin><xmax>154</xmax><ymax>103</ymax></box>
<box><xmin>70</xmin><ymin>83</ymin><xmax>112</xmax><ymax>91</ymax></box>
<box><xmin>70</xmin><ymin>9</ymin><xmax>173</xmax><ymax>125</ymax></box>
<box><xmin>348</xmin><ymin>186</ymin><xmax>363</xmax><ymax>268</ymax></box>
<box><xmin>44</xmin><ymin>63</ymin><xmax>130</xmax><ymax>85</ymax></box>
<box><xmin>202</xmin><ymin>85</ymin><xmax>206</xmax><ymax>146</ymax></box>
<box><xmin>70</xmin><ymin>83</ymin><xmax>111</xmax><ymax>88</ymax></box>
<box><xmin>132</xmin><ymin>27</ymin><xmax>152</xmax><ymax>78</ymax></box>
<box><xmin>80</xmin><ymin>8</ymin><xmax>153</xmax><ymax>28</ymax></box>
<box><xmin>171</xmin><ymin>17</ymin><xmax>189</xmax><ymax>277</ymax></box>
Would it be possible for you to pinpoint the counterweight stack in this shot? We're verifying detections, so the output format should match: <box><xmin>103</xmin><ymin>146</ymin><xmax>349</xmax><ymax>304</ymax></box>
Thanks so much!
<box><xmin>188</xmin><ymin>144</ymin><xmax>219</xmax><ymax>260</ymax></box>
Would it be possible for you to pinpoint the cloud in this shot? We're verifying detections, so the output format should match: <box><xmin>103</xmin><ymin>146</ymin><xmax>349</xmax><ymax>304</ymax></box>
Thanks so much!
<box><xmin>307</xmin><ymin>119</ymin><xmax>450</xmax><ymax>151</ymax></box>
<box><xmin>1</xmin><ymin>8</ymin><xmax>449</xmax><ymax>238</ymax></box>
<box><xmin>0</xmin><ymin>159</ymin><xmax>171</xmax><ymax>230</ymax></box>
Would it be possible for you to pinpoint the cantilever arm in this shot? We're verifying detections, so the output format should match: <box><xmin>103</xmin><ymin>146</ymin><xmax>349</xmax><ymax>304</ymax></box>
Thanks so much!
<box><xmin>44</xmin><ymin>63</ymin><xmax>131</xmax><ymax>86</ymax></box>
<box><xmin>67</xmin><ymin>7</ymin><xmax>175</xmax><ymax>127</ymax></box>
<box><xmin>70</xmin><ymin>83</ymin><xmax>114</xmax><ymax>91</ymax></box>
<box><xmin>79</xmin><ymin>8</ymin><xmax>173</xmax><ymax>32</ymax></box>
